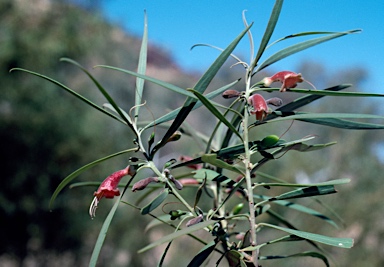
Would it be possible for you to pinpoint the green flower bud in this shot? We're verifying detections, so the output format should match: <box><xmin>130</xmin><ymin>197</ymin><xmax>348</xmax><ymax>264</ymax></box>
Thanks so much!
<box><xmin>260</xmin><ymin>134</ymin><xmax>279</xmax><ymax>148</ymax></box>
<box><xmin>232</xmin><ymin>203</ymin><xmax>244</xmax><ymax>215</ymax></box>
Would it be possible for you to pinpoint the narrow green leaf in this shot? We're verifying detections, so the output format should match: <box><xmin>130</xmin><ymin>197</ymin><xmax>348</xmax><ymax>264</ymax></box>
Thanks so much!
<box><xmin>259</xmin><ymin>223</ymin><xmax>354</xmax><ymax>248</ymax></box>
<box><xmin>135</xmin><ymin>11</ymin><xmax>148</xmax><ymax>122</ymax></box>
<box><xmin>193</xmin><ymin>169</ymin><xmax>220</xmax><ymax>181</ymax></box>
<box><xmin>60</xmin><ymin>58</ymin><xmax>134</xmax><ymax>129</ymax></box>
<box><xmin>10</xmin><ymin>68</ymin><xmax>126</xmax><ymax>124</ymax></box>
<box><xmin>201</xmin><ymin>154</ymin><xmax>245</xmax><ymax>176</ymax></box>
<box><xmin>102</xmin><ymin>103</ymin><xmax>131</xmax><ymax>124</ymax></box>
<box><xmin>289</xmin><ymin>142</ymin><xmax>337</xmax><ymax>152</ymax></box>
<box><xmin>188</xmin><ymin>89</ymin><xmax>243</xmax><ymax>141</ymax></box>
<box><xmin>141</xmin><ymin>189</ymin><xmax>169</xmax><ymax>215</ymax></box>
<box><xmin>298</xmin><ymin>118</ymin><xmax>384</xmax><ymax>130</ymax></box>
<box><xmin>257</xmin><ymin>178</ymin><xmax>350</xmax><ymax>189</ymax></box>
<box><xmin>260</xmin><ymin>251</ymin><xmax>330</xmax><ymax>267</ymax></box>
<box><xmin>89</xmin><ymin>195</ymin><xmax>121</xmax><ymax>267</ymax></box>
<box><xmin>270</xmin><ymin>185</ymin><xmax>337</xmax><ymax>201</ymax></box>
<box><xmin>187</xmin><ymin>240</ymin><xmax>217</xmax><ymax>267</ymax></box>
<box><xmin>251</xmin><ymin>0</ymin><xmax>284</xmax><ymax>68</ymax></box>
<box><xmin>265</xmin><ymin>84</ymin><xmax>351</xmax><ymax>121</ymax></box>
<box><xmin>158</xmin><ymin>241</ymin><xmax>172</xmax><ymax>267</ymax></box>
<box><xmin>49</xmin><ymin>148</ymin><xmax>136</xmax><ymax>210</ymax></box>
<box><xmin>267</xmin><ymin>31</ymin><xmax>345</xmax><ymax>50</ymax></box>
<box><xmin>143</xmin><ymin>79</ymin><xmax>240</xmax><ymax>130</ymax></box>
<box><xmin>258</xmin><ymin>87</ymin><xmax>384</xmax><ymax>97</ymax></box>
<box><xmin>266</xmin><ymin>112</ymin><xmax>384</xmax><ymax>124</ymax></box>
<box><xmin>256</xmin><ymin>30</ymin><xmax>360</xmax><ymax>72</ymax></box>
<box><xmin>254</xmin><ymin>194</ymin><xmax>338</xmax><ymax>228</ymax></box>
<box><xmin>194</xmin><ymin>178</ymin><xmax>206</xmax><ymax>208</ymax></box>
<box><xmin>138</xmin><ymin>220</ymin><xmax>216</xmax><ymax>253</ymax></box>
<box><xmin>151</xmin><ymin>23</ymin><xmax>252</xmax><ymax>157</ymax></box>
<box><xmin>96</xmin><ymin>65</ymin><xmax>194</xmax><ymax>98</ymax></box>
<box><xmin>242</xmin><ymin>235</ymin><xmax>304</xmax><ymax>251</ymax></box>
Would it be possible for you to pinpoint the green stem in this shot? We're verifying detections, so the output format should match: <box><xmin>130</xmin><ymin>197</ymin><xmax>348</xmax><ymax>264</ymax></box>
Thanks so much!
<box><xmin>149</xmin><ymin>161</ymin><xmax>195</xmax><ymax>214</ymax></box>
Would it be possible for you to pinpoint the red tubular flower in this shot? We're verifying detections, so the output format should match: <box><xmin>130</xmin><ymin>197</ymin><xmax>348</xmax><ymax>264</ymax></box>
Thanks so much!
<box><xmin>248</xmin><ymin>93</ymin><xmax>268</xmax><ymax>121</ymax></box>
<box><xmin>262</xmin><ymin>71</ymin><xmax>304</xmax><ymax>92</ymax></box>
<box><xmin>89</xmin><ymin>166</ymin><xmax>134</xmax><ymax>218</ymax></box>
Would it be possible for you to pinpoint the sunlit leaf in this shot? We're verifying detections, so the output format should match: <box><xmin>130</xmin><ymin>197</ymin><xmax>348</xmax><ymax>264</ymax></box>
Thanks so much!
<box><xmin>265</xmin><ymin>84</ymin><xmax>351</xmax><ymax>121</ymax></box>
<box><xmin>188</xmin><ymin>89</ymin><xmax>243</xmax><ymax>140</ymax></box>
<box><xmin>256</xmin><ymin>29</ymin><xmax>360</xmax><ymax>72</ymax></box>
<box><xmin>259</xmin><ymin>223</ymin><xmax>354</xmax><ymax>248</ymax></box>
<box><xmin>251</xmin><ymin>0</ymin><xmax>283</xmax><ymax>69</ymax></box>
<box><xmin>151</xmin><ymin>23</ymin><xmax>252</xmax><ymax>157</ymax></box>
<box><xmin>135</xmin><ymin>11</ymin><xmax>148</xmax><ymax>122</ymax></box>
<box><xmin>143</xmin><ymin>79</ymin><xmax>240</xmax><ymax>130</ymax></box>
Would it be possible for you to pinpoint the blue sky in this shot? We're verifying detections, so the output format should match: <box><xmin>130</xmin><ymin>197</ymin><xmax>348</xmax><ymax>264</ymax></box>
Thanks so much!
<box><xmin>100</xmin><ymin>1</ymin><xmax>383</xmax><ymax>91</ymax></box>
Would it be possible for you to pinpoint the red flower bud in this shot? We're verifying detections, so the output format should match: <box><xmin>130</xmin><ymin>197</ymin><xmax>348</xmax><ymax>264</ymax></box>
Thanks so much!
<box><xmin>179</xmin><ymin>178</ymin><xmax>200</xmax><ymax>185</ymax></box>
<box><xmin>132</xmin><ymin>177</ymin><xmax>160</xmax><ymax>192</ymax></box>
<box><xmin>179</xmin><ymin>155</ymin><xmax>202</xmax><ymax>170</ymax></box>
<box><xmin>262</xmin><ymin>71</ymin><xmax>304</xmax><ymax>92</ymax></box>
<box><xmin>248</xmin><ymin>94</ymin><xmax>268</xmax><ymax>121</ymax></box>
<box><xmin>222</xmin><ymin>89</ymin><xmax>241</xmax><ymax>99</ymax></box>
<box><xmin>186</xmin><ymin>214</ymin><xmax>203</xmax><ymax>227</ymax></box>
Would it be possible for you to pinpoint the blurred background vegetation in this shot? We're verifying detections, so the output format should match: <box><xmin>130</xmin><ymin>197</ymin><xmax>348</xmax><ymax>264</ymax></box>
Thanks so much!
<box><xmin>1</xmin><ymin>0</ymin><xmax>383</xmax><ymax>266</ymax></box>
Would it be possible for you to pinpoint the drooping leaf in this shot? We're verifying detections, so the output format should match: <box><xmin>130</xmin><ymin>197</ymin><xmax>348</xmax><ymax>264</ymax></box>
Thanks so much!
<box><xmin>10</xmin><ymin>68</ymin><xmax>126</xmax><ymax>124</ymax></box>
<box><xmin>49</xmin><ymin>148</ymin><xmax>136</xmax><ymax>210</ymax></box>
<box><xmin>141</xmin><ymin>189</ymin><xmax>169</xmax><ymax>215</ymax></box>
<box><xmin>138</xmin><ymin>220</ymin><xmax>217</xmax><ymax>253</ymax></box>
<box><xmin>259</xmin><ymin>251</ymin><xmax>330</xmax><ymax>267</ymax></box>
<box><xmin>188</xmin><ymin>89</ymin><xmax>243</xmax><ymax>141</ymax></box>
<box><xmin>259</xmin><ymin>223</ymin><xmax>354</xmax><ymax>248</ymax></box>
<box><xmin>254</xmin><ymin>194</ymin><xmax>338</xmax><ymax>228</ymax></box>
<box><xmin>187</xmin><ymin>240</ymin><xmax>217</xmax><ymax>267</ymax></box>
<box><xmin>60</xmin><ymin>58</ymin><xmax>134</xmax><ymax>130</ymax></box>
<box><xmin>289</xmin><ymin>142</ymin><xmax>337</xmax><ymax>152</ymax></box>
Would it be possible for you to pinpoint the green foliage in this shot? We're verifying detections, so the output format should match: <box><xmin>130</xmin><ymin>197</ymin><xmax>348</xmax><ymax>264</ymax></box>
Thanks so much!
<box><xmin>6</xmin><ymin>1</ymin><xmax>384</xmax><ymax>267</ymax></box>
